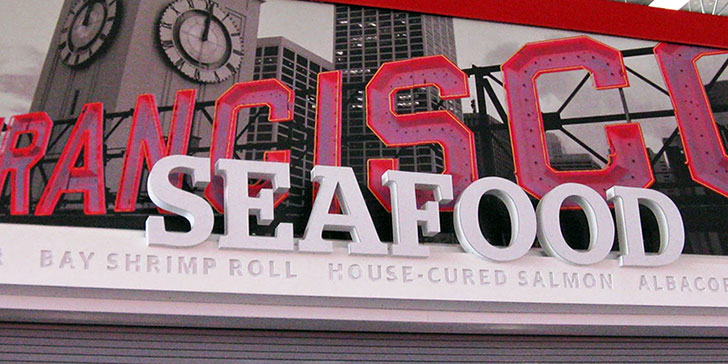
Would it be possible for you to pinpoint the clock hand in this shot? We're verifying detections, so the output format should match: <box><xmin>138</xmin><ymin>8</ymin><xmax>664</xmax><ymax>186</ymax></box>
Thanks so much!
<box><xmin>202</xmin><ymin>1</ymin><xmax>213</xmax><ymax>42</ymax></box>
<box><xmin>82</xmin><ymin>0</ymin><xmax>97</xmax><ymax>26</ymax></box>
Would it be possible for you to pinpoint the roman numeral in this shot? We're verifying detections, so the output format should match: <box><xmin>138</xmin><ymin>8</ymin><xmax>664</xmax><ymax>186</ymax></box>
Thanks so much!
<box><xmin>175</xmin><ymin>58</ymin><xmax>186</xmax><ymax>69</ymax></box>
<box><xmin>194</xmin><ymin>69</ymin><xmax>201</xmax><ymax>80</ymax></box>
<box><xmin>160</xmin><ymin>21</ymin><xmax>172</xmax><ymax>29</ymax></box>
<box><xmin>214</xmin><ymin>71</ymin><xmax>221</xmax><ymax>82</ymax></box>
<box><xmin>226</xmin><ymin>63</ymin><xmax>237</xmax><ymax>74</ymax></box>
<box><xmin>161</xmin><ymin>40</ymin><xmax>174</xmax><ymax>49</ymax></box>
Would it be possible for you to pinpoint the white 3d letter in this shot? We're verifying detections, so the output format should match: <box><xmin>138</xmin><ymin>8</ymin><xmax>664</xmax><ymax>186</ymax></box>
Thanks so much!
<box><xmin>146</xmin><ymin>155</ymin><xmax>214</xmax><ymax>248</ymax></box>
<box><xmin>454</xmin><ymin>177</ymin><xmax>536</xmax><ymax>262</ymax></box>
<box><xmin>607</xmin><ymin>185</ymin><xmax>684</xmax><ymax>267</ymax></box>
<box><xmin>216</xmin><ymin>159</ymin><xmax>294</xmax><ymax>251</ymax></box>
<box><xmin>382</xmin><ymin>170</ymin><xmax>453</xmax><ymax>257</ymax></box>
<box><xmin>536</xmin><ymin>183</ymin><xmax>614</xmax><ymax>265</ymax></box>
<box><xmin>299</xmin><ymin>166</ymin><xmax>386</xmax><ymax>255</ymax></box>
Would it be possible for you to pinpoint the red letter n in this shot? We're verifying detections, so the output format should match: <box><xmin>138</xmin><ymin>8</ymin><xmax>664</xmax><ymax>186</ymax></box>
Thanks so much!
<box><xmin>114</xmin><ymin>90</ymin><xmax>196</xmax><ymax>212</ymax></box>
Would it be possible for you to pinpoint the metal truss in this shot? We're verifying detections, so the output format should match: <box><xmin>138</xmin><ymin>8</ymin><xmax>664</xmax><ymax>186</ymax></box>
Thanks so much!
<box><xmin>463</xmin><ymin>46</ymin><xmax>728</xmax><ymax>181</ymax></box>
<box><xmin>463</xmin><ymin>46</ymin><xmax>728</xmax><ymax>252</ymax></box>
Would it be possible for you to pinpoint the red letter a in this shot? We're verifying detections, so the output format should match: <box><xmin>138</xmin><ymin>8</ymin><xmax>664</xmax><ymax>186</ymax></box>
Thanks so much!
<box><xmin>36</xmin><ymin>103</ymin><xmax>106</xmax><ymax>215</ymax></box>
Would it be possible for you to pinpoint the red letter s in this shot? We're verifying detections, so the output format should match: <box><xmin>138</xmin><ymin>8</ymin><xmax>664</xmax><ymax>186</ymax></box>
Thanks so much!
<box><xmin>366</xmin><ymin>55</ymin><xmax>476</xmax><ymax>211</ymax></box>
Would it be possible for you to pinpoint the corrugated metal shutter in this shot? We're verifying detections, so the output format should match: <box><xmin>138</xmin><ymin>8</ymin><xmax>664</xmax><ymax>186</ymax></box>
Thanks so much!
<box><xmin>1</xmin><ymin>322</ymin><xmax>728</xmax><ymax>363</ymax></box>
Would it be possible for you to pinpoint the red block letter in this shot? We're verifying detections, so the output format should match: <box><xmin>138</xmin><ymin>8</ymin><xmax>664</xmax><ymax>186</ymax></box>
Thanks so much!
<box><xmin>0</xmin><ymin>113</ymin><xmax>53</xmax><ymax>214</ymax></box>
<box><xmin>366</xmin><ymin>55</ymin><xmax>476</xmax><ymax>211</ymax></box>
<box><xmin>204</xmin><ymin>80</ymin><xmax>294</xmax><ymax>212</ymax></box>
<box><xmin>313</xmin><ymin>71</ymin><xmax>343</xmax><ymax>211</ymax></box>
<box><xmin>502</xmin><ymin>36</ymin><xmax>653</xmax><ymax>200</ymax></box>
<box><xmin>36</xmin><ymin>103</ymin><xmax>106</xmax><ymax>215</ymax></box>
<box><xmin>654</xmin><ymin>43</ymin><xmax>728</xmax><ymax>197</ymax></box>
<box><xmin>114</xmin><ymin>89</ymin><xmax>196</xmax><ymax>212</ymax></box>
<box><xmin>314</xmin><ymin>71</ymin><xmax>343</xmax><ymax>168</ymax></box>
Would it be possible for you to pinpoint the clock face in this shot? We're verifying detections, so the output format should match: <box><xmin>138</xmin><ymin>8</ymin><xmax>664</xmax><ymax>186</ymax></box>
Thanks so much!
<box><xmin>59</xmin><ymin>0</ymin><xmax>119</xmax><ymax>67</ymax></box>
<box><xmin>159</xmin><ymin>0</ymin><xmax>244</xmax><ymax>83</ymax></box>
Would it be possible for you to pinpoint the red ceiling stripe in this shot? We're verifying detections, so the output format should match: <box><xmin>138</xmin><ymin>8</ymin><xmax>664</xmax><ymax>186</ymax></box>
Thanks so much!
<box><xmin>314</xmin><ymin>0</ymin><xmax>728</xmax><ymax>49</ymax></box>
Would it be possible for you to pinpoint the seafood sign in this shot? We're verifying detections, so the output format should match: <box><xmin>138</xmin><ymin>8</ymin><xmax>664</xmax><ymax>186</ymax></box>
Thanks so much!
<box><xmin>3</xmin><ymin>37</ymin><xmax>725</xmax><ymax>267</ymax></box>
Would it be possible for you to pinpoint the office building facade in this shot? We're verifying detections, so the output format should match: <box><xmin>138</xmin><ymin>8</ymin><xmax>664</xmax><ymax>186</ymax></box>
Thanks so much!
<box><xmin>246</xmin><ymin>36</ymin><xmax>333</xmax><ymax>223</ymax></box>
<box><xmin>334</xmin><ymin>5</ymin><xmax>462</xmax><ymax>181</ymax></box>
<box><xmin>463</xmin><ymin>113</ymin><xmax>515</xmax><ymax>181</ymax></box>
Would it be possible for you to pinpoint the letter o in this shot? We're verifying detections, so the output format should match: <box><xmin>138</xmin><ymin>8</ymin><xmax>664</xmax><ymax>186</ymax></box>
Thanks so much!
<box><xmin>348</xmin><ymin>264</ymin><xmax>362</xmax><ymax>279</ymax></box>
<box><xmin>454</xmin><ymin>177</ymin><xmax>536</xmax><ymax>262</ymax></box>
<box><xmin>248</xmin><ymin>260</ymin><xmax>263</xmax><ymax>276</ymax></box>
<box><xmin>708</xmin><ymin>277</ymin><xmax>719</xmax><ymax>291</ymax></box>
<box><xmin>536</xmin><ymin>183</ymin><xmax>614</xmax><ymax>265</ymax></box>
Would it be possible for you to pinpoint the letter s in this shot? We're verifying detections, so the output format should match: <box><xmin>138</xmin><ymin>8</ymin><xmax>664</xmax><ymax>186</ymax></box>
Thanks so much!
<box><xmin>146</xmin><ymin>155</ymin><xmax>214</xmax><ymax>248</ymax></box>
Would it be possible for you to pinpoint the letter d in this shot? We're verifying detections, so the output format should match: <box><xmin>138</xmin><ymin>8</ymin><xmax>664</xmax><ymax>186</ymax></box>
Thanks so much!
<box><xmin>607</xmin><ymin>186</ymin><xmax>684</xmax><ymax>267</ymax></box>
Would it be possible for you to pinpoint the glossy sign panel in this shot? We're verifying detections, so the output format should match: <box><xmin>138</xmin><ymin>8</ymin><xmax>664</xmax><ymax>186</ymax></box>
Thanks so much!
<box><xmin>1</xmin><ymin>0</ymin><xmax>728</xmax><ymax>258</ymax></box>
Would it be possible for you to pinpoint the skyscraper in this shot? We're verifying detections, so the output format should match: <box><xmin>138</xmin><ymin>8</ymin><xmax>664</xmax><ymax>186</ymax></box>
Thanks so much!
<box><xmin>246</xmin><ymin>36</ymin><xmax>333</xmax><ymax>224</ymax></box>
<box><xmin>463</xmin><ymin>113</ymin><xmax>515</xmax><ymax>181</ymax></box>
<box><xmin>333</xmin><ymin>5</ymin><xmax>462</xmax><ymax>181</ymax></box>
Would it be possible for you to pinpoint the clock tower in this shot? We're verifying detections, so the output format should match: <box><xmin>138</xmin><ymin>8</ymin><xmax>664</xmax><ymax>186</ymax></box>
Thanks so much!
<box><xmin>31</xmin><ymin>0</ymin><xmax>262</xmax><ymax>120</ymax></box>
<box><xmin>27</xmin><ymin>0</ymin><xmax>263</xmax><ymax>210</ymax></box>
